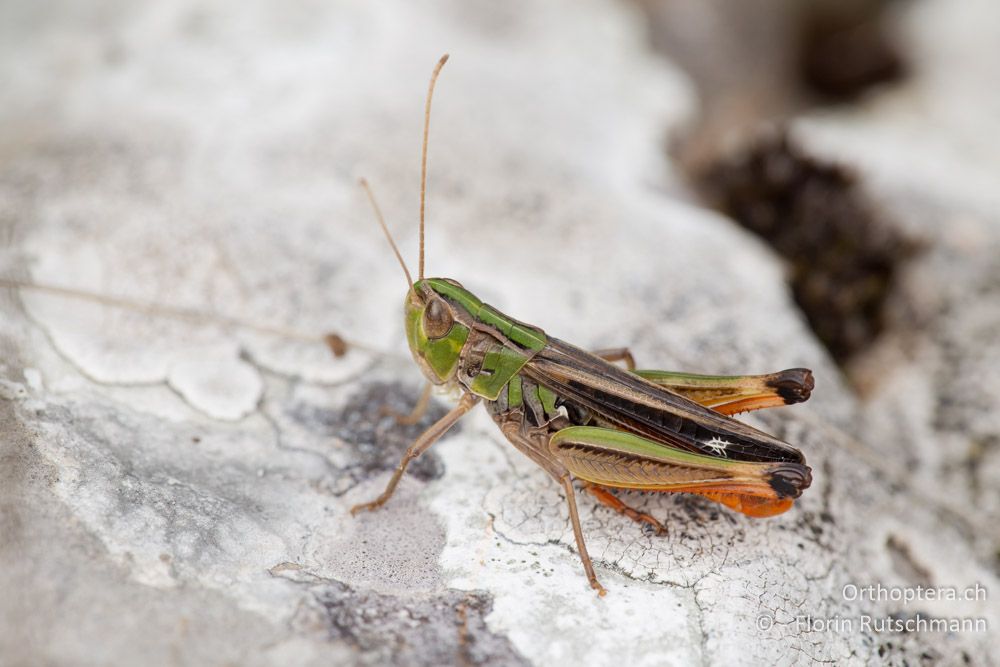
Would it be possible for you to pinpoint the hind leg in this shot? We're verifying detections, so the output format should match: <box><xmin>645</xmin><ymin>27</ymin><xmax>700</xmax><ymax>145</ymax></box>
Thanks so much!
<box><xmin>561</xmin><ymin>475</ymin><xmax>607</xmax><ymax>596</ymax></box>
<box><xmin>582</xmin><ymin>483</ymin><xmax>667</xmax><ymax>535</ymax></box>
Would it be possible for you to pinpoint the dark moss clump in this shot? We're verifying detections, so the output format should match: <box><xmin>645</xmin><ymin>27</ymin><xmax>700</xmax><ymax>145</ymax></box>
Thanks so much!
<box><xmin>798</xmin><ymin>1</ymin><xmax>907</xmax><ymax>100</ymax></box>
<box><xmin>699</xmin><ymin>133</ymin><xmax>916</xmax><ymax>365</ymax></box>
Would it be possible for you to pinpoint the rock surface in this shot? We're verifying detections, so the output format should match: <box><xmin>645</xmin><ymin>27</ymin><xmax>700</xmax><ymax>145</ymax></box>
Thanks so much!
<box><xmin>1</xmin><ymin>0</ymin><xmax>997</xmax><ymax>665</ymax></box>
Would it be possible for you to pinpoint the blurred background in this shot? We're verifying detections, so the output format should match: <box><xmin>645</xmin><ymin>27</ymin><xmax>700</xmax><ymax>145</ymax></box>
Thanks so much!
<box><xmin>1</xmin><ymin>0</ymin><xmax>998</xmax><ymax>665</ymax></box>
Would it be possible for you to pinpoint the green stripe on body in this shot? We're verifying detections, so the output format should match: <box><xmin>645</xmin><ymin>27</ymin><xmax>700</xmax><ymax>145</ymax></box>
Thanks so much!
<box><xmin>550</xmin><ymin>426</ymin><xmax>747</xmax><ymax>469</ymax></box>
<box><xmin>423</xmin><ymin>279</ymin><xmax>546</xmax><ymax>352</ymax></box>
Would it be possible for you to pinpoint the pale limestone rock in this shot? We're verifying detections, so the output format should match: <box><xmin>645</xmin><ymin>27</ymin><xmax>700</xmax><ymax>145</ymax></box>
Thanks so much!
<box><xmin>1</xmin><ymin>0</ymin><xmax>996</xmax><ymax>665</ymax></box>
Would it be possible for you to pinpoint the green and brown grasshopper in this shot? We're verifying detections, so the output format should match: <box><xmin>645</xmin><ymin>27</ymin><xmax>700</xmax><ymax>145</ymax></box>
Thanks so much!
<box><xmin>351</xmin><ymin>55</ymin><xmax>814</xmax><ymax>595</ymax></box>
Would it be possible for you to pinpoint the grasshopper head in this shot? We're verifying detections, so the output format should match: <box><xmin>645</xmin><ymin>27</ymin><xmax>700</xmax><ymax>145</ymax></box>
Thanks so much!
<box><xmin>404</xmin><ymin>278</ymin><xmax>478</xmax><ymax>385</ymax></box>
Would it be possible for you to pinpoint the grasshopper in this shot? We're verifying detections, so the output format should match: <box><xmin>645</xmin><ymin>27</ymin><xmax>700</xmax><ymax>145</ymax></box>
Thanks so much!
<box><xmin>351</xmin><ymin>55</ymin><xmax>814</xmax><ymax>595</ymax></box>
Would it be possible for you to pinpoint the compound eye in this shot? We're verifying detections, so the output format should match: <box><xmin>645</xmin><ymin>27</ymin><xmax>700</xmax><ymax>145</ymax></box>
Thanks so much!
<box><xmin>423</xmin><ymin>298</ymin><xmax>454</xmax><ymax>339</ymax></box>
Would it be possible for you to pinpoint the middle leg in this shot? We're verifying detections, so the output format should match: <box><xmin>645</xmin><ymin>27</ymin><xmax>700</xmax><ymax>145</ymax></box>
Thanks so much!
<box><xmin>380</xmin><ymin>382</ymin><xmax>433</xmax><ymax>425</ymax></box>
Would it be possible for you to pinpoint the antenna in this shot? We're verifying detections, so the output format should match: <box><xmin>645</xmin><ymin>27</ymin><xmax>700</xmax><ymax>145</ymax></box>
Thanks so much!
<box><xmin>419</xmin><ymin>53</ymin><xmax>449</xmax><ymax>280</ymax></box>
<box><xmin>359</xmin><ymin>178</ymin><xmax>415</xmax><ymax>293</ymax></box>
<box><xmin>0</xmin><ymin>277</ymin><xmax>377</xmax><ymax>357</ymax></box>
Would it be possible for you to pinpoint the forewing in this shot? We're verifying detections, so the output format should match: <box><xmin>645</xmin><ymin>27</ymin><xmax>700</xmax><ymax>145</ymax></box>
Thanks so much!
<box><xmin>525</xmin><ymin>338</ymin><xmax>806</xmax><ymax>464</ymax></box>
